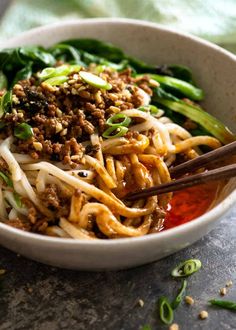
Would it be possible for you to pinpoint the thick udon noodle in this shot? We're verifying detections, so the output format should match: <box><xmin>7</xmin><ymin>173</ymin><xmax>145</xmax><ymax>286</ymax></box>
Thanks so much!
<box><xmin>0</xmin><ymin>109</ymin><xmax>221</xmax><ymax>239</ymax></box>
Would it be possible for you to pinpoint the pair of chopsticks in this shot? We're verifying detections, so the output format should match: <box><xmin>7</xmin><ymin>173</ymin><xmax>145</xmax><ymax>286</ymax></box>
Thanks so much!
<box><xmin>126</xmin><ymin>141</ymin><xmax>236</xmax><ymax>201</ymax></box>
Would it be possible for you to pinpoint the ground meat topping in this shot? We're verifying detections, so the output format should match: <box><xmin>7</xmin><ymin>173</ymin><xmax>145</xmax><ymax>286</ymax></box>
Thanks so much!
<box><xmin>0</xmin><ymin>66</ymin><xmax>151</xmax><ymax>166</ymax></box>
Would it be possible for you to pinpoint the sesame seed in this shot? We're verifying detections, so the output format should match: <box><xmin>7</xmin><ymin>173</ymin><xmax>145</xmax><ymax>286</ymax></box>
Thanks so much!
<box><xmin>226</xmin><ymin>280</ymin><xmax>233</xmax><ymax>287</ymax></box>
<box><xmin>199</xmin><ymin>311</ymin><xmax>208</xmax><ymax>320</ymax></box>
<box><xmin>138</xmin><ymin>299</ymin><xmax>144</xmax><ymax>307</ymax></box>
<box><xmin>219</xmin><ymin>287</ymin><xmax>227</xmax><ymax>296</ymax></box>
<box><xmin>169</xmin><ymin>323</ymin><xmax>179</xmax><ymax>330</ymax></box>
<box><xmin>33</xmin><ymin>142</ymin><xmax>43</xmax><ymax>151</ymax></box>
<box><xmin>185</xmin><ymin>295</ymin><xmax>195</xmax><ymax>305</ymax></box>
<box><xmin>0</xmin><ymin>269</ymin><xmax>6</xmax><ymax>275</ymax></box>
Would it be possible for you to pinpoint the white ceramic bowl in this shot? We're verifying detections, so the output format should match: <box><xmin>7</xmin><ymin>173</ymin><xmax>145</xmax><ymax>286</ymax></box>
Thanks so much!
<box><xmin>0</xmin><ymin>19</ymin><xmax>235</xmax><ymax>270</ymax></box>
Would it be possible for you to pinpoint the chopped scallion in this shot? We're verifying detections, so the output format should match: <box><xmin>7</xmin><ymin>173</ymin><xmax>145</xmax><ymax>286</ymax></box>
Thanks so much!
<box><xmin>209</xmin><ymin>299</ymin><xmax>236</xmax><ymax>311</ymax></box>
<box><xmin>43</xmin><ymin>76</ymin><xmax>68</xmax><ymax>86</ymax></box>
<box><xmin>171</xmin><ymin>259</ymin><xmax>202</xmax><ymax>277</ymax></box>
<box><xmin>79</xmin><ymin>71</ymin><xmax>112</xmax><ymax>90</ymax></box>
<box><xmin>138</xmin><ymin>105</ymin><xmax>159</xmax><ymax>115</ymax></box>
<box><xmin>158</xmin><ymin>296</ymin><xmax>174</xmax><ymax>325</ymax></box>
<box><xmin>102</xmin><ymin>126</ymin><xmax>128</xmax><ymax>139</ymax></box>
<box><xmin>171</xmin><ymin>279</ymin><xmax>187</xmax><ymax>309</ymax></box>
<box><xmin>14</xmin><ymin>123</ymin><xmax>33</xmax><ymax>140</ymax></box>
<box><xmin>106</xmin><ymin>113</ymin><xmax>131</xmax><ymax>127</ymax></box>
<box><xmin>13</xmin><ymin>192</ymin><xmax>22</xmax><ymax>208</ymax></box>
<box><xmin>0</xmin><ymin>171</ymin><xmax>13</xmax><ymax>188</ymax></box>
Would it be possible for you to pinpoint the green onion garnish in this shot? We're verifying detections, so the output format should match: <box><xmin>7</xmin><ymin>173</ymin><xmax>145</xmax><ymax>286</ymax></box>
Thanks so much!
<box><xmin>138</xmin><ymin>105</ymin><xmax>159</xmax><ymax>115</ymax></box>
<box><xmin>158</xmin><ymin>297</ymin><xmax>174</xmax><ymax>325</ymax></box>
<box><xmin>171</xmin><ymin>259</ymin><xmax>202</xmax><ymax>277</ymax></box>
<box><xmin>38</xmin><ymin>67</ymin><xmax>56</xmax><ymax>80</ymax></box>
<box><xmin>141</xmin><ymin>326</ymin><xmax>152</xmax><ymax>330</ymax></box>
<box><xmin>0</xmin><ymin>171</ymin><xmax>13</xmax><ymax>188</ymax></box>
<box><xmin>106</xmin><ymin>113</ymin><xmax>131</xmax><ymax>128</ymax></box>
<box><xmin>102</xmin><ymin>126</ymin><xmax>128</xmax><ymax>139</ymax></box>
<box><xmin>79</xmin><ymin>71</ymin><xmax>112</xmax><ymax>90</ymax></box>
<box><xmin>13</xmin><ymin>192</ymin><xmax>22</xmax><ymax>208</ymax></box>
<box><xmin>39</xmin><ymin>64</ymin><xmax>81</xmax><ymax>81</ymax></box>
<box><xmin>14</xmin><ymin>123</ymin><xmax>33</xmax><ymax>140</ymax></box>
<box><xmin>209</xmin><ymin>299</ymin><xmax>236</xmax><ymax>311</ymax></box>
<box><xmin>43</xmin><ymin>76</ymin><xmax>68</xmax><ymax>86</ymax></box>
<box><xmin>172</xmin><ymin>279</ymin><xmax>187</xmax><ymax>309</ymax></box>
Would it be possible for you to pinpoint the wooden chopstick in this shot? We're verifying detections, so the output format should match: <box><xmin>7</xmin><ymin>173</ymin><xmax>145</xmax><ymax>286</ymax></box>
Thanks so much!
<box><xmin>125</xmin><ymin>164</ymin><xmax>236</xmax><ymax>201</ymax></box>
<box><xmin>170</xmin><ymin>141</ymin><xmax>236</xmax><ymax>178</ymax></box>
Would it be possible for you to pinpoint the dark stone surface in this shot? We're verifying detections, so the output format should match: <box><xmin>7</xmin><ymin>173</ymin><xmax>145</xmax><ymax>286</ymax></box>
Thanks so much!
<box><xmin>0</xmin><ymin>1</ymin><xmax>235</xmax><ymax>329</ymax></box>
<box><xmin>0</xmin><ymin>208</ymin><xmax>235</xmax><ymax>330</ymax></box>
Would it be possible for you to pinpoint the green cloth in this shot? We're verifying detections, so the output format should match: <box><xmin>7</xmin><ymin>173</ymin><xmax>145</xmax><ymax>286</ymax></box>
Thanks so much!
<box><xmin>1</xmin><ymin>0</ymin><xmax>236</xmax><ymax>52</ymax></box>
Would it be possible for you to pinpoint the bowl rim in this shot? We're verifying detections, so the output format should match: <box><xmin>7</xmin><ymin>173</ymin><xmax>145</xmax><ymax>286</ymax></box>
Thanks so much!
<box><xmin>0</xmin><ymin>17</ymin><xmax>235</xmax><ymax>246</ymax></box>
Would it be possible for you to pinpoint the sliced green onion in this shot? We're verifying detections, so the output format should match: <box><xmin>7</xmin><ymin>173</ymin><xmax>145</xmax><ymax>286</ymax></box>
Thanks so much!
<box><xmin>14</xmin><ymin>123</ymin><xmax>33</xmax><ymax>140</ymax></box>
<box><xmin>13</xmin><ymin>192</ymin><xmax>22</xmax><ymax>208</ymax></box>
<box><xmin>156</xmin><ymin>98</ymin><xmax>235</xmax><ymax>144</ymax></box>
<box><xmin>209</xmin><ymin>299</ymin><xmax>236</xmax><ymax>311</ymax></box>
<box><xmin>102</xmin><ymin>126</ymin><xmax>128</xmax><ymax>139</ymax></box>
<box><xmin>38</xmin><ymin>67</ymin><xmax>56</xmax><ymax>80</ymax></box>
<box><xmin>141</xmin><ymin>326</ymin><xmax>152</xmax><ymax>330</ymax></box>
<box><xmin>158</xmin><ymin>297</ymin><xmax>174</xmax><ymax>325</ymax></box>
<box><xmin>39</xmin><ymin>64</ymin><xmax>81</xmax><ymax>81</ymax></box>
<box><xmin>171</xmin><ymin>259</ymin><xmax>202</xmax><ymax>277</ymax></box>
<box><xmin>0</xmin><ymin>171</ymin><xmax>13</xmax><ymax>188</ymax></box>
<box><xmin>43</xmin><ymin>76</ymin><xmax>68</xmax><ymax>86</ymax></box>
<box><xmin>171</xmin><ymin>279</ymin><xmax>187</xmax><ymax>309</ymax></box>
<box><xmin>138</xmin><ymin>105</ymin><xmax>159</xmax><ymax>115</ymax></box>
<box><xmin>106</xmin><ymin>114</ymin><xmax>131</xmax><ymax>128</ymax></box>
<box><xmin>79</xmin><ymin>71</ymin><xmax>112</xmax><ymax>90</ymax></box>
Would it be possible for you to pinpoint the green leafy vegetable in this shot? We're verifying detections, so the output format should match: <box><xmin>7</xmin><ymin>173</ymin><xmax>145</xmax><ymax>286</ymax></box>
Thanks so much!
<box><xmin>172</xmin><ymin>280</ymin><xmax>187</xmax><ymax>309</ymax></box>
<box><xmin>106</xmin><ymin>113</ymin><xmax>131</xmax><ymax>128</ymax></box>
<box><xmin>209</xmin><ymin>299</ymin><xmax>236</xmax><ymax>311</ymax></box>
<box><xmin>171</xmin><ymin>259</ymin><xmax>202</xmax><ymax>277</ymax></box>
<box><xmin>0</xmin><ymin>90</ymin><xmax>12</xmax><ymax>118</ymax></box>
<box><xmin>0</xmin><ymin>171</ymin><xmax>13</xmax><ymax>188</ymax></box>
<box><xmin>158</xmin><ymin>296</ymin><xmax>174</xmax><ymax>325</ymax></box>
<box><xmin>12</xmin><ymin>62</ymin><xmax>33</xmax><ymax>86</ymax></box>
<box><xmin>0</xmin><ymin>71</ymin><xmax>7</xmax><ymax>89</ymax></box>
<box><xmin>155</xmin><ymin>97</ymin><xmax>235</xmax><ymax>144</ymax></box>
<box><xmin>102</xmin><ymin>126</ymin><xmax>128</xmax><ymax>139</ymax></box>
<box><xmin>79</xmin><ymin>71</ymin><xmax>112</xmax><ymax>90</ymax></box>
<box><xmin>138</xmin><ymin>74</ymin><xmax>203</xmax><ymax>101</ymax></box>
<box><xmin>14</xmin><ymin>123</ymin><xmax>33</xmax><ymax>140</ymax></box>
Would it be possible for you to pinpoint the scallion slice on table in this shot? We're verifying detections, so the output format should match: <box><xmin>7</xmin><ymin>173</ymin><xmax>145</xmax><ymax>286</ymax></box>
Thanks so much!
<box><xmin>209</xmin><ymin>299</ymin><xmax>236</xmax><ymax>311</ymax></box>
<box><xmin>102</xmin><ymin>126</ymin><xmax>128</xmax><ymax>139</ymax></box>
<box><xmin>171</xmin><ymin>259</ymin><xmax>202</xmax><ymax>277</ymax></box>
<box><xmin>172</xmin><ymin>279</ymin><xmax>188</xmax><ymax>309</ymax></box>
<box><xmin>14</xmin><ymin>123</ymin><xmax>33</xmax><ymax>140</ymax></box>
<box><xmin>79</xmin><ymin>71</ymin><xmax>112</xmax><ymax>90</ymax></box>
<box><xmin>106</xmin><ymin>113</ymin><xmax>131</xmax><ymax>127</ymax></box>
<box><xmin>158</xmin><ymin>296</ymin><xmax>174</xmax><ymax>325</ymax></box>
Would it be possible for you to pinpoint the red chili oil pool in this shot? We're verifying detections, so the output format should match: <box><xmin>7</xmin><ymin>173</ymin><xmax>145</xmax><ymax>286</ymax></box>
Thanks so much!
<box><xmin>164</xmin><ymin>181</ymin><xmax>219</xmax><ymax>229</ymax></box>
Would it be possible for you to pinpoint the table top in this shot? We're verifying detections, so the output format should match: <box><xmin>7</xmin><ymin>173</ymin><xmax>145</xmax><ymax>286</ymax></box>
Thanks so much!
<box><xmin>0</xmin><ymin>1</ymin><xmax>235</xmax><ymax>329</ymax></box>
